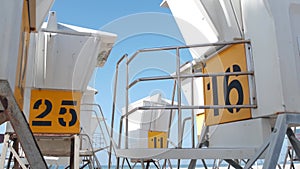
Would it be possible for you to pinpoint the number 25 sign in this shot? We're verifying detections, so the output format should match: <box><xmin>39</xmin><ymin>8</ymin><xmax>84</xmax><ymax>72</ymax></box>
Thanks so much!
<box><xmin>29</xmin><ymin>89</ymin><xmax>82</xmax><ymax>134</ymax></box>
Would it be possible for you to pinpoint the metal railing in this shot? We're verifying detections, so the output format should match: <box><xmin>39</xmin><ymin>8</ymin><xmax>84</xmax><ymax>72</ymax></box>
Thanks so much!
<box><xmin>110</xmin><ymin>40</ymin><xmax>256</xmax><ymax>168</ymax></box>
<box><xmin>80</xmin><ymin>104</ymin><xmax>117</xmax><ymax>168</ymax></box>
<box><xmin>81</xmin><ymin>104</ymin><xmax>117</xmax><ymax>151</ymax></box>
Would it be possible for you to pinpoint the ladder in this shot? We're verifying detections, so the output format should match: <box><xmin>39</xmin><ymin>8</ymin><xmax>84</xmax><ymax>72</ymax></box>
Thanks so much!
<box><xmin>0</xmin><ymin>80</ymin><xmax>47</xmax><ymax>168</ymax></box>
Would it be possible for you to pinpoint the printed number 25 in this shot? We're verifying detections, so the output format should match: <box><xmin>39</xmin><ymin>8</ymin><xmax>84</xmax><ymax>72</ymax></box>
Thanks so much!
<box><xmin>32</xmin><ymin>99</ymin><xmax>78</xmax><ymax>127</ymax></box>
<box><xmin>58</xmin><ymin>101</ymin><xmax>78</xmax><ymax>127</ymax></box>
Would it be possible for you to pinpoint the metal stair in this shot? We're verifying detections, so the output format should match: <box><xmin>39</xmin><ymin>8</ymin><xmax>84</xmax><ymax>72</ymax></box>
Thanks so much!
<box><xmin>0</xmin><ymin>80</ymin><xmax>47</xmax><ymax>168</ymax></box>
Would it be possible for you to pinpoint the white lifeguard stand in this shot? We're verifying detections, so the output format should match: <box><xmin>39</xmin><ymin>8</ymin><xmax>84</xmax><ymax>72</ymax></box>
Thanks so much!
<box><xmin>0</xmin><ymin>1</ymin><xmax>55</xmax><ymax>168</ymax></box>
<box><xmin>123</xmin><ymin>93</ymin><xmax>174</xmax><ymax>149</ymax></box>
<box><xmin>111</xmin><ymin>0</ymin><xmax>300</xmax><ymax>168</ymax></box>
<box><xmin>1</xmin><ymin>10</ymin><xmax>116</xmax><ymax>168</ymax></box>
<box><xmin>164</xmin><ymin>0</ymin><xmax>300</xmax><ymax>168</ymax></box>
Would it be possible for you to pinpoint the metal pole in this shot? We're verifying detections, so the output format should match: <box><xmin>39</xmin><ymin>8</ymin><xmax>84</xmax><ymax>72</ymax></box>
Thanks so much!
<box><xmin>117</xmin><ymin>117</ymin><xmax>123</xmax><ymax>169</ymax></box>
<box><xmin>74</xmin><ymin>135</ymin><xmax>80</xmax><ymax>169</ymax></box>
<box><xmin>125</xmin><ymin>57</ymin><xmax>129</xmax><ymax>149</ymax></box>
<box><xmin>167</xmin><ymin>81</ymin><xmax>177</xmax><ymax>146</ymax></box>
<box><xmin>70</xmin><ymin>137</ymin><xmax>75</xmax><ymax>169</ymax></box>
<box><xmin>12</xmin><ymin>139</ymin><xmax>20</xmax><ymax>169</ymax></box>
<box><xmin>0</xmin><ymin>134</ymin><xmax>9</xmax><ymax>169</ymax></box>
<box><xmin>141</xmin><ymin>160</ymin><xmax>145</xmax><ymax>169</ymax></box>
<box><xmin>6</xmin><ymin>152</ymin><xmax>13</xmax><ymax>169</ymax></box>
<box><xmin>109</xmin><ymin>54</ymin><xmax>127</xmax><ymax>169</ymax></box>
<box><xmin>127</xmin><ymin>40</ymin><xmax>250</xmax><ymax>64</ymax></box>
<box><xmin>176</xmin><ymin>48</ymin><xmax>182</xmax><ymax>148</ymax></box>
<box><xmin>127</xmin><ymin>104</ymin><xmax>256</xmax><ymax>113</ymax></box>
<box><xmin>190</xmin><ymin>63</ymin><xmax>195</xmax><ymax>148</ymax></box>
<box><xmin>286</xmin><ymin>127</ymin><xmax>300</xmax><ymax>159</ymax></box>
<box><xmin>181</xmin><ymin>117</ymin><xmax>192</xmax><ymax>145</ymax></box>
<box><xmin>163</xmin><ymin>81</ymin><xmax>177</xmax><ymax>169</ymax></box>
<box><xmin>263</xmin><ymin>114</ymin><xmax>288</xmax><ymax>169</ymax></box>
<box><xmin>128</xmin><ymin>71</ymin><xmax>254</xmax><ymax>88</ymax></box>
<box><xmin>41</xmin><ymin>29</ymin><xmax>93</xmax><ymax>37</ymax></box>
<box><xmin>176</xmin><ymin>48</ymin><xmax>182</xmax><ymax>169</ymax></box>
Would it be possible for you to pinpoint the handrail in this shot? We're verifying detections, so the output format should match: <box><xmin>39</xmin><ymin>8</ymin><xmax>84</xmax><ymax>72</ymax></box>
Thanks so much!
<box><xmin>79</xmin><ymin>133</ymin><xmax>96</xmax><ymax>154</ymax></box>
<box><xmin>80</xmin><ymin>109</ymin><xmax>108</xmax><ymax>149</ymax></box>
<box><xmin>81</xmin><ymin>104</ymin><xmax>117</xmax><ymax>153</ymax></box>
<box><xmin>79</xmin><ymin>134</ymin><xmax>102</xmax><ymax>168</ymax></box>
<box><xmin>112</xmin><ymin>40</ymin><xmax>255</xmax><ymax>168</ymax></box>
<box><xmin>110</xmin><ymin>54</ymin><xmax>128</xmax><ymax>169</ymax></box>
<box><xmin>128</xmin><ymin>71</ymin><xmax>254</xmax><ymax>88</ymax></box>
<box><xmin>117</xmin><ymin>98</ymin><xmax>256</xmax><ymax>152</ymax></box>
<box><xmin>127</xmin><ymin>40</ymin><xmax>250</xmax><ymax>64</ymax></box>
<box><xmin>121</xmin><ymin>104</ymin><xmax>256</xmax><ymax>120</ymax></box>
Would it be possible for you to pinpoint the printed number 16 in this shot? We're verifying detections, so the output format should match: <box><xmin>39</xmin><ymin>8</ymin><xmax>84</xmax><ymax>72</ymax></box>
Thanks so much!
<box><xmin>223</xmin><ymin>64</ymin><xmax>244</xmax><ymax>113</ymax></box>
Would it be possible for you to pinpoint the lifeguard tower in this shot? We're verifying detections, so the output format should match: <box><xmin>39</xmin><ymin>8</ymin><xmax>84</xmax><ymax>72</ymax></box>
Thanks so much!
<box><xmin>110</xmin><ymin>0</ymin><xmax>300</xmax><ymax>168</ymax></box>
<box><xmin>0</xmin><ymin>1</ymin><xmax>116</xmax><ymax>168</ymax></box>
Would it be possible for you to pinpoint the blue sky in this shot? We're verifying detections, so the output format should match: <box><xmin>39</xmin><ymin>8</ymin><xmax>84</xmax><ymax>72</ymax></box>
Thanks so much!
<box><xmin>52</xmin><ymin>0</ymin><xmax>171</xmax><ymax>29</ymax></box>
<box><xmin>52</xmin><ymin>0</ymin><xmax>191</xmax><ymax>120</ymax></box>
<box><xmin>51</xmin><ymin>1</ymin><xmax>193</xmax><ymax>165</ymax></box>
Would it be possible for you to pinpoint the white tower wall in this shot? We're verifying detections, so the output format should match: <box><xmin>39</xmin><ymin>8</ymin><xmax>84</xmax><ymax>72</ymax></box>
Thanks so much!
<box><xmin>0</xmin><ymin>1</ymin><xmax>23</xmax><ymax>89</ymax></box>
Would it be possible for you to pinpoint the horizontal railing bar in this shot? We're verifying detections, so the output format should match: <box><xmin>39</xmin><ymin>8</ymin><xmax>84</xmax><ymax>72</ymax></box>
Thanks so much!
<box><xmin>118</xmin><ymin>104</ymin><xmax>256</xmax><ymax>147</ymax></box>
<box><xmin>121</xmin><ymin>104</ymin><xmax>256</xmax><ymax>120</ymax></box>
<box><xmin>41</xmin><ymin>29</ymin><xmax>93</xmax><ymax>37</ymax></box>
<box><xmin>127</xmin><ymin>40</ymin><xmax>250</xmax><ymax>64</ymax></box>
<box><xmin>136</xmin><ymin>105</ymin><xmax>257</xmax><ymax>110</ymax></box>
<box><xmin>129</xmin><ymin>71</ymin><xmax>254</xmax><ymax>88</ymax></box>
<box><xmin>116</xmin><ymin>148</ymin><xmax>257</xmax><ymax>159</ymax></box>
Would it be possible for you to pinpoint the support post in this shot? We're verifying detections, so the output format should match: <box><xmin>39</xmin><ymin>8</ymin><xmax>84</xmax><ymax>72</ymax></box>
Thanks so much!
<box><xmin>224</xmin><ymin>159</ymin><xmax>242</xmax><ymax>169</ymax></box>
<box><xmin>286</xmin><ymin>127</ymin><xmax>300</xmax><ymax>158</ymax></box>
<box><xmin>13</xmin><ymin>139</ymin><xmax>20</xmax><ymax>169</ymax></box>
<box><xmin>263</xmin><ymin>114</ymin><xmax>288</xmax><ymax>169</ymax></box>
<box><xmin>244</xmin><ymin>137</ymin><xmax>270</xmax><ymax>169</ymax></box>
<box><xmin>141</xmin><ymin>159</ymin><xmax>145</xmax><ymax>169</ymax></box>
<box><xmin>0</xmin><ymin>134</ymin><xmax>10</xmax><ymax>169</ymax></box>
<box><xmin>70</xmin><ymin>135</ymin><xmax>80</xmax><ymax>169</ymax></box>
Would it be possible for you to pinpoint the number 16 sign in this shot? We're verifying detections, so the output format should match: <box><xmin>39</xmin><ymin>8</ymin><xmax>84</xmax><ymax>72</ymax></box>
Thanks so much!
<box><xmin>29</xmin><ymin>89</ymin><xmax>82</xmax><ymax>134</ymax></box>
<box><xmin>203</xmin><ymin>44</ymin><xmax>252</xmax><ymax>126</ymax></box>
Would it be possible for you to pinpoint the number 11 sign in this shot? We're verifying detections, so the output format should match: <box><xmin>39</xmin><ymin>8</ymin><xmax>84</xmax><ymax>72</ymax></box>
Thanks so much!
<box><xmin>29</xmin><ymin>89</ymin><xmax>82</xmax><ymax>134</ymax></box>
<box><xmin>203</xmin><ymin>44</ymin><xmax>252</xmax><ymax>126</ymax></box>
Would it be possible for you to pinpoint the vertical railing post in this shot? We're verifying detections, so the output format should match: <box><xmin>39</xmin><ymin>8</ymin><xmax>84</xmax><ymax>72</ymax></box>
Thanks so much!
<box><xmin>109</xmin><ymin>54</ymin><xmax>127</xmax><ymax>169</ymax></box>
<box><xmin>109</xmin><ymin>66</ymin><xmax>118</xmax><ymax>169</ymax></box>
<box><xmin>176</xmin><ymin>48</ymin><xmax>182</xmax><ymax>169</ymax></box>
<box><xmin>176</xmin><ymin>47</ymin><xmax>182</xmax><ymax>148</ymax></box>
<box><xmin>167</xmin><ymin>81</ymin><xmax>177</xmax><ymax>144</ymax></box>
<box><xmin>125</xmin><ymin>57</ymin><xmax>129</xmax><ymax>149</ymax></box>
<box><xmin>191</xmin><ymin>63</ymin><xmax>195</xmax><ymax>148</ymax></box>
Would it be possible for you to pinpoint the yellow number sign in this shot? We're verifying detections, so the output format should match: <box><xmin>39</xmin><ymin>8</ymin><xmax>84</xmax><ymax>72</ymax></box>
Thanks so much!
<box><xmin>29</xmin><ymin>89</ymin><xmax>82</xmax><ymax>134</ymax></box>
<box><xmin>203</xmin><ymin>44</ymin><xmax>251</xmax><ymax>126</ymax></box>
<box><xmin>148</xmin><ymin>131</ymin><xmax>167</xmax><ymax>148</ymax></box>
